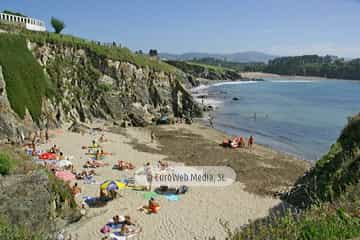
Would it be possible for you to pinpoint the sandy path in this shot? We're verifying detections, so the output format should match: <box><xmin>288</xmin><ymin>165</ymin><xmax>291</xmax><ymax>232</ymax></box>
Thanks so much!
<box><xmin>44</xmin><ymin>127</ymin><xmax>280</xmax><ymax>240</ymax></box>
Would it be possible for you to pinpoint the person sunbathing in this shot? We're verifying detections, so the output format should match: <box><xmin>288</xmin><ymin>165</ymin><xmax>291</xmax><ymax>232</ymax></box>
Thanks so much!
<box><xmin>100</xmin><ymin>149</ymin><xmax>112</xmax><ymax>156</ymax></box>
<box><xmin>121</xmin><ymin>215</ymin><xmax>135</xmax><ymax>226</ymax></box>
<box><xmin>158</xmin><ymin>160</ymin><xmax>168</xmax><ymax>169</ymax></box>
<box><xmin>95</xmin><ymin>150</ymin><xmax>101</xmax><ymax>160</ymax></box>
<box><xmin>141</xmin><ymin>197</ymin><xmax>160</xmax><ymax>214</ymax></box>
<box><xmin>50</xmin><ymin>144</ymin><xmax>59</xmax><ymax>154</ymax></box>
<box><xmin>99</xmin><ymin>134</ymin><xmax>108</xmax><ymax>143</ymax></box>
<box><xmin>84</xmin><ymin>160</ymin><xmax>109</xmax><ymax>168</ymax></box>
<box><xmin>58</xmin><ymin>152</ymin><xmax>65</xmax><ymax>161</ymax></box>
<box><xmin>117</xmin><ymin>161</ymin><xmax>135</xmax><ymax>170</ymax></box>
<box><xmin>100</xmin><ymin>188</ymin><xmax>108</xmax><ymax>202</ymax></box>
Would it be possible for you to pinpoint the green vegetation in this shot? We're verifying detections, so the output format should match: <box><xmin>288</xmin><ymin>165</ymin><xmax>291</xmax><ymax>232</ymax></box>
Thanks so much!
<box><xmin>0</xmin><ymin>217</ymin><xmax>43</xmax><ymax>240</ymax></box>
<box><xmin>285</xmin><ymin>114</ymin><xmax>360</xmax><ymax>207</ymax></box>
<box><xmin>0</xmin><ymin>33</ymin><xmax>52</xmax><ymax>121</ymax></box>
<box><xmin>20</xmin><ymin>30</ymin><xmax>177</xmax><ymax>74</ymax></box>
<box><xmin>0</xmin><ymin>153</ymin><xmax>14</xmax><ymax>175</ymax></box>
<box><xmin>50</xmin><ymin>17</ymin><xmax>65</xmax><ymax>34</ymax></box>
<box><xmin>187</xmin><ymin>61</ymin><xmax>234</xmax><ymax>73</ymax></box>
<box><xmin>224</xmin><ymin>113</ymin><xmax>360</xmax><ymax>240</ymax></box>
<box><xmin>2</xmin><ymin>10</ymin><xmax>27</xmax><ymax>17</ymax></box>
<box><xmin>47</xmin><ymin>170</ymin><xmax>78</xmax><ymax>210</ymax></box>
<box><xmin>265</xmin><ymin>55</ymin><xmax>360</xmax><ymax>80</ymax></box>
<box><xmin>166</xmin><ymin>60</ymin><xmax>241</xmax><ymax>80</ymax></box>
<box><xmin>190</xmin><ymin>57</ymin><xmax>267</xmax><ymax>72</ymax></box>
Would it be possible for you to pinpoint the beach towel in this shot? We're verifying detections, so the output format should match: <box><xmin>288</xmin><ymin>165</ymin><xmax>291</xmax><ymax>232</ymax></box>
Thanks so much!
<box><xmin>106</xmin><ymin>222</ymin><xmax>123</xmax><ymax>229</ymax></box>
<box><xmin>100</xmin><ymin>225</ymin><xmax>111</xmax><ymax>234</ymax></box>
<box><xmin>110</xmin><ymin>232</ymin><xmax>137</xmax><ymax>240</ymax></box>
<box><xmin>143</xmin><ymin>192</ymin><xmax>158</xmax><ymax>200</ymax></box>
<box><xmin>165</xmin><ymin>195</ymin><xmax>179</xmax><ymax>201</ymax></box>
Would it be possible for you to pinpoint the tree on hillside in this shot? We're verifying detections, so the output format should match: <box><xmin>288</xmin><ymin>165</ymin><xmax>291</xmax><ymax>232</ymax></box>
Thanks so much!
<box><xmin>149</xmin><ymin>49</ymin><xmax>158</xmax><ymax>57</ymax></box>
<box><xmin>51</xmin><ymin>17</ymin><xmax>65</xmax><ymax>34</ymax></box>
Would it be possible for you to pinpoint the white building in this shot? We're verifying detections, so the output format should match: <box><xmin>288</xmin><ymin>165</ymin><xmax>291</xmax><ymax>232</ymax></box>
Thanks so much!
<box><xmin>0</xmin><ymin>12</ymin><xmax>46</xmax><ymax>32</ymax></box>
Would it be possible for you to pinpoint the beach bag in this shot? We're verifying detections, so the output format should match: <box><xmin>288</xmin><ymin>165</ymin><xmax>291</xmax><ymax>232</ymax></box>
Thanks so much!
<box><xmin>100</xmin><ymin>225</ymin><xmax>111</xmax><ymax>234</ymax></box>
<box><xmin>177</xmin><ymin>185</ymin><xmax>188</xmax><ymax>194</ymax></box>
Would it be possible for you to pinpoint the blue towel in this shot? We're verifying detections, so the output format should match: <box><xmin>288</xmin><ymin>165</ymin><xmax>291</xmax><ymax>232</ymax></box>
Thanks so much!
<box><xmin>107</xmin><ymin>223</ymin><xmax>123</xmax><ymax>229</ymax></box>
<box><xmin>165</xmin><ymin>195</ymin><xmax>179</xmax><ymax>201</ymax></box>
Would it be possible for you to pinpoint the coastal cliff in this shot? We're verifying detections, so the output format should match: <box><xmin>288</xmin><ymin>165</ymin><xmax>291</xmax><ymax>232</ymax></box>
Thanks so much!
<box><xmin>165</xmin><ymin>60</ymin><xmax>242</xmax><ymax>86</ymax></box>
<box><xmin>0</xmin><ymin>31</ymin><xmax>202</xmax><ymax>139</ymax></box>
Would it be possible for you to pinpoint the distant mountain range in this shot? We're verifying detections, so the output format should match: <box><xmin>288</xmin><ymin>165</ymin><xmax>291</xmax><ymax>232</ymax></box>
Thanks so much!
<box><xmin>159</xmin><ymin>51</ymin><xmax>277</xmax><ymax>63</ymax></box>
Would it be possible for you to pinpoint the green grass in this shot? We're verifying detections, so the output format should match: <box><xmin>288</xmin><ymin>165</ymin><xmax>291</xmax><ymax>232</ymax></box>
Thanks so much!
<box><xmin>0</xmin><ymin>217</ymin><xmax>44</xmax><ymax>240</ymax></box>
<box><xmin>0</xmin><ymin>152</ymin><xmax>14</xmax><ymax>175</ymax></box>
<box><xmin>224</xmin><ymin>184</ymin><xmax>360</xmax><ymax>240</ymax></box>
<box><xmin>186</xmin><ymin>61</ymin><xmax>234</xmax><ymax>73</ymax></box>
<box><xmin>0</xmin><ymin>33</ymin><xmax>52</xmax><ymax>121</ymax></box>
<box><xmin>20</xmin><ymin>30</ymin><xmax>177</xmax><ymax>74</ymax></box>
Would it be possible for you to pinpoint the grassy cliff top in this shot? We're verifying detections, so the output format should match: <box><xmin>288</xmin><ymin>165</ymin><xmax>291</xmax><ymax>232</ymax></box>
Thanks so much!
<box><xmin>0</xmin><ymin>21</ymin><xmax>177</xmax><ymax>74</ymax></box>
<box><xmin>23</xmin><ymin>31</ymin><xmax>177</xmax><ymax>74</ymax></box>
<box><xmin>167</xmin><ymin>60</ymin><xmax>237</xmax><ymax>74</ymax></box>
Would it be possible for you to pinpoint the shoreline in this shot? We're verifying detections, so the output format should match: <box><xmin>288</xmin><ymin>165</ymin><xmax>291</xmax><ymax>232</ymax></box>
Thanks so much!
<box><xmin>240</xmin><ymin>71</ymin><xmax>335</xmax><ymax>80</ymax></box>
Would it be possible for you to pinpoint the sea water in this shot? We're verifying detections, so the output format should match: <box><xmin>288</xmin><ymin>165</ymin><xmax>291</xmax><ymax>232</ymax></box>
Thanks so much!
<box><xmin>193</xmin><ymin>79</ymin><xmax>360</xmax><ymax>161</ymax></box>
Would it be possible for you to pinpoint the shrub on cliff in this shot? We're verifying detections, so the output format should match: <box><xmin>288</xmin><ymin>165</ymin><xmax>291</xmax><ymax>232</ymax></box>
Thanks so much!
<box><xmin>284</xmin><ymin>113</ymin><xmax>360</xmax><ymax>208</ymax></box>
<box><xmin>0</xmin><ymin>153</ymin><xmax>13</xmax><ymax>175</ymax></box>
<box><xmin>0</xmin><ymin>216</ymin><xmax>44</xmax><ymax>240</ymax></box>
<box><xmin>220</xmin><ymin>114</ymin><xmax>360</xmax><ymax>240</ymax></box>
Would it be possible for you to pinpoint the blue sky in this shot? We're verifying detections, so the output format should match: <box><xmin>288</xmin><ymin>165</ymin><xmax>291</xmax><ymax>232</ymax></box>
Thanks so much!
<box><xmin>2</xmin><ymin>0</ymin><xmax>360</xmax><ymax>57</ymax></box>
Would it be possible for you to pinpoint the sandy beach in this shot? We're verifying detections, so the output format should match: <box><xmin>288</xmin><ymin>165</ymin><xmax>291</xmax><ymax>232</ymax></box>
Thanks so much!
<box><xmin>241</xmin><ymin>71</ymin><xmax>329</xmax><ymax>80</ymax></box>
<box><xmin>40</xmin><ymin>122</ymin><xmax>309</xmax><ymax>240</ymax></box>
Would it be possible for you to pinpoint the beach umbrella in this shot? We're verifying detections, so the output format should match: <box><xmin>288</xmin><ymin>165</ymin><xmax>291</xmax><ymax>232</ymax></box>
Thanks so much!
<box><xmin>55</xmin><ymin>171</ymin><xmax>75</xmax><ymax>182</ymax></box>
<box><xmin>56</xmin><ymin>160</ymin><xmax>73</xmax><ymax>168</ymax></box>
<box><xmin>100</xmin><ymin>180</ymin><xmax>126</xmax><ymax>191</ymax></box>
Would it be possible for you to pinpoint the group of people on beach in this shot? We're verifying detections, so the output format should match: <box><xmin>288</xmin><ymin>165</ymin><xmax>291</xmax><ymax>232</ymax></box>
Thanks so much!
<box><xmin>222</xmin><ymin>135</ymin><xmax>254</xmax><ymax>150</ymax></box>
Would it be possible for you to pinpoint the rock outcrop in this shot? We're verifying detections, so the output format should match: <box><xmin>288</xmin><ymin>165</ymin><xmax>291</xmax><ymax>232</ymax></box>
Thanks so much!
<box><xmin>166</xmin><ymin>60</ymin><xmax>242</xmax><ymax>85</ymax></box>
<box><xmin>0</xmin><ymin>168</ymin><xmax>80</xmax><ymax>238</ymax></box>
<box><xmin>29</xmin><ymin>42</ymin><xmax>201</xmax><ymax>129</ymax></box>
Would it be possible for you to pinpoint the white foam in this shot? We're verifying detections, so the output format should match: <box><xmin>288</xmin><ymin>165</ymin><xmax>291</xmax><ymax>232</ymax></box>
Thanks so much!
<box><xmin>268</xmin><ymin>80</ymin><xmax>318</xmax><ymax>83</ymax></box>
<box><xmin>211</xmin><ymin>80</ymin><xmax>258</xmax><ymax>87</ymax></box>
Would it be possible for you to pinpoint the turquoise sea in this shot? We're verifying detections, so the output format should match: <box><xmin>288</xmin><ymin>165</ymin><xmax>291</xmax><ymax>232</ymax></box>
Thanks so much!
<box><xmin>193</xmin><ymin>79</ymin><xmax>360</xmax><ymax>161</ymax></box>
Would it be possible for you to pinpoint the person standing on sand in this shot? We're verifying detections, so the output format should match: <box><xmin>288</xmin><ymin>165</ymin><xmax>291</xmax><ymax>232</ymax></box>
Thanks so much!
<box><xmin>145</xmin><ymin>162</ymin><xmax>153</xmax><ymax>191</ymax></box>
<box><xmin>248</xmin><ymin>135</ymin><xmax>254</xmax><ymax>151</ymax></box>
<box><xmin>208</xmin><ymin>114</ymin><xmax>214</xmax><ymax>128</ymax></box>
<box><xmin>150</xmin><ymin>131</ymin><xmax>156</xmax><ymax>143</ymax></box>
<box><xmin>45</xmin><ymin>128</ymin><xmax>49</xmax><ymax>143</ymax></box>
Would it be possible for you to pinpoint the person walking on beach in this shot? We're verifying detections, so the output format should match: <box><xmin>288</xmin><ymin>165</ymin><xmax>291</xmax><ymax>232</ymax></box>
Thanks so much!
<box><xmin>248</xmin><ymin>135</ymin><xmax>254</xmax><ymax>151</ymax></box>
<box><xmin>208</xmin><ymin>114</ymin><xmax>214</xmax><ymax>128</ymax></box>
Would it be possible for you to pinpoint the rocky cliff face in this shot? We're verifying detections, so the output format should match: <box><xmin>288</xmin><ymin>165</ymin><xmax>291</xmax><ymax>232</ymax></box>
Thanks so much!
<box><xmin>29</xmin><ymin>42</ymin><xmax>201</xmax><ymax>129</ymax></box>
<box><xmin>166</xmin><ymin>60</ymin><xmax>242</xmax><ymax>85</ymax></box>
<box><xmin>0</xmin><ymin>40</ymin><xmax>202</xmax><ymax>139</ymax></box>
